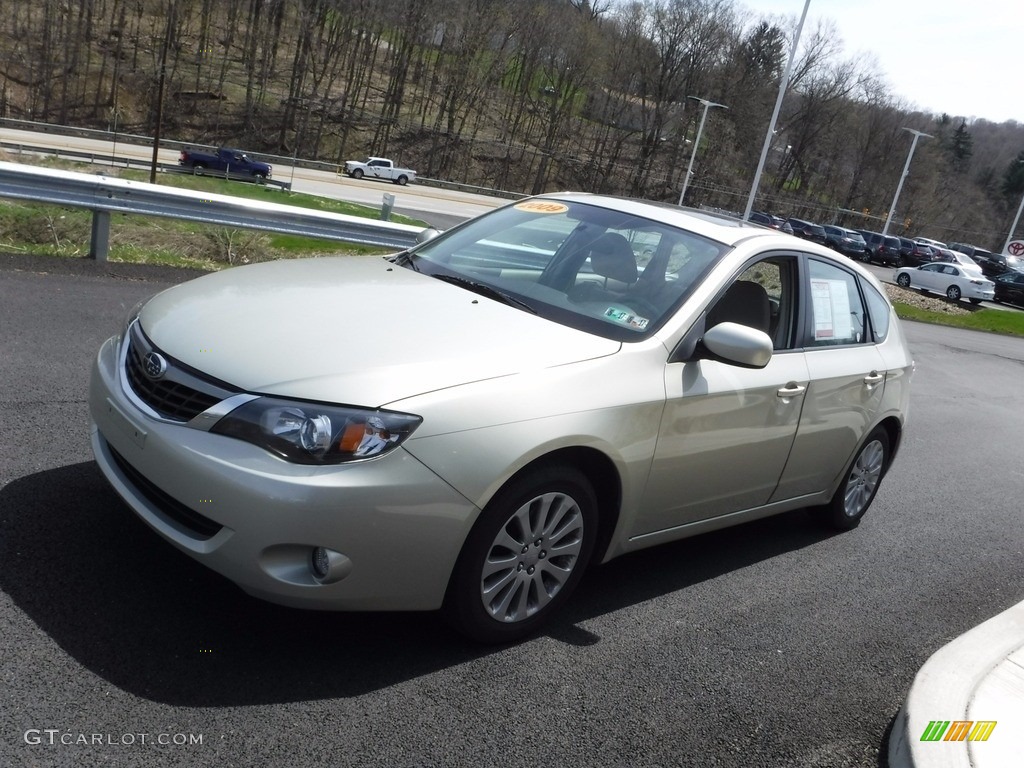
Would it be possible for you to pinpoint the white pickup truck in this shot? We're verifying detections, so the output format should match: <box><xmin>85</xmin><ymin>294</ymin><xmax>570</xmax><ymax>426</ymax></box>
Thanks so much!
<box><xmin>342</xmin><ymin>157</ymin><xmax>417</xmax><ymax>186</ymax></box>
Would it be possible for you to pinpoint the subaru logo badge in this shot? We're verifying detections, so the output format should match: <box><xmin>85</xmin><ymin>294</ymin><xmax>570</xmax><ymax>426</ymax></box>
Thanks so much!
<box><xmin>143</xmin><ymin>351</ymin><xmax>168</xmax><ymax>380</ymax></box>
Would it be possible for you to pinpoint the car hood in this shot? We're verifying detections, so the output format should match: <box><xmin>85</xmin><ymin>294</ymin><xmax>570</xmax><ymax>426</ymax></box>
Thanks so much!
<box><xmin>138</xmin><ymin>256</ymin><xmax>620</xmax><ymax>405</ymax></box>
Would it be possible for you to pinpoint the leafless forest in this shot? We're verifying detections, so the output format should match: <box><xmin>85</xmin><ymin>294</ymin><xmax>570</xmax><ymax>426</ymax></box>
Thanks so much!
<box><xmin>2</xmin><ymin>0</ymin><xmax>1023</xmax><ymax>246</ymax></box>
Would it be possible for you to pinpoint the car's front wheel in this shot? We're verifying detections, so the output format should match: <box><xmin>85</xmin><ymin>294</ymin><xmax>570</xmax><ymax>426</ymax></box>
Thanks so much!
<box><xmin>445</xmin><ymin>465</ymin><xmax>598</xmax><ymax>643</ymax></box>
<box><xmin>351</xmin><ymin>168</ymin><xmax>364</xmax><ymax>180</ymax></box>
<box><xmin>817</xmin><ymin>427</ymin><xmax>889</xmax><ymax>530</ymax></box>
<box><xmin>896</xmin><ymin>273</ymin><xmax>911</xmax><ymax>288</ymax></box>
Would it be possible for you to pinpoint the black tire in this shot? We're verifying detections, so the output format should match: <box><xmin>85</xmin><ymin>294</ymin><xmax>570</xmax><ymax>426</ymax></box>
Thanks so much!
<box><xmin>351</xmin><ymin>168</ymin><xmax>364</xmax><ymax>180</ymax></box>
<box><xmin>192</xmin><ymin>162</ymin><xmax>206</xmax><ymax>175</ymax></box>
<box><xmin>816</xmin><ymin>427</ymin><xmax>889</xmax><ymax>531</ymax></box>
<box><xmin>254</xmin><ymin>172</ymin><xmax>266</xmax><ymax>181</ymax></box>
<box><xmin>896</xmin><ymin>273</ymin><xmax>911</xmax><ymax>288</ymax></box>
<box><xmin>946</xmin><ymin>285</ymin><xmax>962</xmax><ymax>301</ymax></box>
<box><xmin>395</xmin><ymin>175</ymin><xmax>408</xmax><ymax>186</ymax></box>
<box><xmin>445</xmin><ymin>465</ymin><xmax>598</xmax><ymax>644</ymax></box>
<box><xmin>894</xmin><ymin>256</ymin><xmax>904</xmax><ymax>267</ymax></box>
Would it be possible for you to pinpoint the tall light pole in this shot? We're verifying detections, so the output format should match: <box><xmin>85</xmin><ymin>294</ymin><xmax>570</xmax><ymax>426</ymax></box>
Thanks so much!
<box><xmin>743</xmin><ymin>0</ymin><xmax>812</xmax><ymax>221</ymax></box>
<box><xmin>882</xmin><ymin>128</ymin><xmax>932</xmax><ymax>235</ymax></box>
<box><xmin>678</xmin><ymin>96</ymin><xmax>727</xmax><ymax>207</ymax></box>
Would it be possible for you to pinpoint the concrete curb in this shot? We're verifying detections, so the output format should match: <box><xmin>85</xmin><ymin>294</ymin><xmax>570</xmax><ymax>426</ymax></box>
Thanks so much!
<box><xmin>889</xmin><ymin>598</ymin><xmax>1024</xmax><ymax>767</ymax></box>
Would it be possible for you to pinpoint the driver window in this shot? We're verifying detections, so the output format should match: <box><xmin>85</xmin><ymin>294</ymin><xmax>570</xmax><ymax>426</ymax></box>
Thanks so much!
<box><xmin>707</xmin><ymin>258</ymin><xmax>797</xmax><ymax>350</ymax></box>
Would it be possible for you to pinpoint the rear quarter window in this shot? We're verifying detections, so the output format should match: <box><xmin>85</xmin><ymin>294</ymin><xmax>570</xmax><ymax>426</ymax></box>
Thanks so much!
<box><xmin>861</xmin><ymin>281</ymin><xmax>890</xmax><ymax>342</ymax></box>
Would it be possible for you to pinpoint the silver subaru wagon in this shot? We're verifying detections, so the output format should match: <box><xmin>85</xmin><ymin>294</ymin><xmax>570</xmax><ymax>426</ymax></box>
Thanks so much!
<box><xmin>89</xmin><ymin>194</ymin><xmax>913</xmax><ymax>642</ymax></box>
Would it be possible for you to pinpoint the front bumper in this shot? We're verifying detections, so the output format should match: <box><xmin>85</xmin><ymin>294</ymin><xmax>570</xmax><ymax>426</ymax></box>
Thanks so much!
<box><xmin>89</xmin><ymin>334</ymin><xmax>479</xmax><ymax>611</ymax></box>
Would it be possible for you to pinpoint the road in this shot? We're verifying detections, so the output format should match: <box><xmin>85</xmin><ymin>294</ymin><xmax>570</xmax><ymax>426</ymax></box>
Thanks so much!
<box><xmin>0</xmin><ymin>127</ymin><xmax>502</xmax><ymax>229</ymax></box>
<box><xmin>1</xmin><ymin>253</ymin><xmax>1022</xmax><ymax>767</ymax></box>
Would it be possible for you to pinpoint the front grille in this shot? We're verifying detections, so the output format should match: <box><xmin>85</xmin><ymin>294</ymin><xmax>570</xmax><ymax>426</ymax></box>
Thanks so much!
<box><xmin>123</xmin><ymin>323</ymin><xmax>238</xmax><ymax>422</ymax></box>
<box><xmin>107</xmin><ymin>441</ymin><xmax>223</xmax><ymax>540</ymax></box>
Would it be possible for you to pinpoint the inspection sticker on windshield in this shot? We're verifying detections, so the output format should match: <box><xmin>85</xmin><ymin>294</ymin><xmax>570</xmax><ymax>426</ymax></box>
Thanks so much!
<box><xmin>604</xmin><ymin>307</ymin><xmax>649</xmax><ymax>330</ymax></box>
<box><xmin>513</xmin><ymin>201</ymin><xmax>569</xmax><ymax>214</ymax></box>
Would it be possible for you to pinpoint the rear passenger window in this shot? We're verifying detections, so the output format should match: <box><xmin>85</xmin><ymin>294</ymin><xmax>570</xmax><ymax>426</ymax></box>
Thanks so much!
<box><xmin>861</xmin><ymin>281</ymin><xmax>890</xmax><ymax>342</ymax></box>
<box><xmin>806</xmin><ymin>259</ymin><xmax>868</xmax><ymax>346</ymax></box>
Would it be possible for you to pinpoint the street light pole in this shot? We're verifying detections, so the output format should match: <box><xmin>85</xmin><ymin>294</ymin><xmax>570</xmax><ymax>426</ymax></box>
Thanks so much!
<box><xmin>677</xmin><ymin>96</ymin><xmax>727</xmax><ymax>207</ymax></box>
<box><xmin>882</xmin><ymin>128</ymin><xmax>932</xmax><ymax>236</ymax></box>
<box><xmin>743</xmin><ymin>0</ymin><xmax>812</xmax><ymax>221</ymax></box>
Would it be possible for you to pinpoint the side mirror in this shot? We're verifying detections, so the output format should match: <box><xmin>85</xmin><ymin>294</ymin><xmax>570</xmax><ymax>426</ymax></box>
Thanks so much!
<box><xmin>702</xmin><ymin>322</ymin><xmax>773</xmax><ymax>369</ymax></box>
<box><xmin>416</xmin><ymin>227</ymin><xmax>442</xmax><ymax>244</ymax></box>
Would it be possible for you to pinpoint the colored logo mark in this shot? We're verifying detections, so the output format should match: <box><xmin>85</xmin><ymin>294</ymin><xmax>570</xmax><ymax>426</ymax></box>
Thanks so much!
<box><xmin>920</xmin><ymin>720</ymin><xmax>997</xmax><ymax>742</ymax></box>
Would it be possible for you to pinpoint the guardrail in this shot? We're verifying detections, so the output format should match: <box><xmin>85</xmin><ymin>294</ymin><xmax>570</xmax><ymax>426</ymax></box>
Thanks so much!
<box><xmin>0</xmin><ymin>160</ymin><xmax>424</xmax><ymax>261</ymax></box>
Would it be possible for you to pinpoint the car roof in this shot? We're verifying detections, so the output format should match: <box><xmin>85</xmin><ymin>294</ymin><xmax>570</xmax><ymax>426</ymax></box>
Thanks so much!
<box><xmin>539</xmin><ymin>193</ymin><xmax>782</xmax><ymax>248</ymax></box>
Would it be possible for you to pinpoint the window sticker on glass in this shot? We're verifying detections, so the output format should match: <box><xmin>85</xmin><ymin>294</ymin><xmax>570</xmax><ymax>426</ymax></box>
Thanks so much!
<box><xmin>604</xmin><ymin>307</ymin><xmax>649</xmax><ymax>330</ymax></box>
<box><xmin>513</xmin><ymin>201</ymin><xmax>569</xmax><ymax>214</ymax></box>
<box><xmin>811</xmin><ymin>278</ymin><xmax>853</xmax><ymax>341</ymax></box>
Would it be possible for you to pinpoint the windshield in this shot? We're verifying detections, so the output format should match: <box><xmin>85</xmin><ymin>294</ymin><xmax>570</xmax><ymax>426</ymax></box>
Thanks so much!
<box><xmin>401</xmin><ymin>199</ymin><xmax>729</xmax><ymax>340</ymax></box>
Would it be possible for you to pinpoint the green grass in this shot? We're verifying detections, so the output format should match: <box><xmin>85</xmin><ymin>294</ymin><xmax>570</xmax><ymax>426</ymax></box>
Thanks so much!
<box><xmin>0</xmin><ymin>159</ymin><xmax>426</xmax><ymax>269</ymax></box>
<box><xmin>894</xmin><ymin>302</ymin><xmax>1024</xmax><ymax>337</ymax></box>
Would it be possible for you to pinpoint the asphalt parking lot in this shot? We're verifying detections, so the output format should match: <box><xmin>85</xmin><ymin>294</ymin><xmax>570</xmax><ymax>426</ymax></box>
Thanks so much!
<box><xmin>2</xmin><ymin>253</ymin><xmax>1023</xmax><ymax>768</ymax></box>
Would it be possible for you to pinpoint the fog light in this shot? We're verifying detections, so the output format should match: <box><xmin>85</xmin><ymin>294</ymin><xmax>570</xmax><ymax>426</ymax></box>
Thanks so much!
<box><xmin>311</xmin><ymin>547</ymin><xmax>331</xmax><ymax>580</ymax></box>
<box><xmin>309</xmin><ymin>546</ymin><xmax>353</xmax><ymax>584</ymax></box>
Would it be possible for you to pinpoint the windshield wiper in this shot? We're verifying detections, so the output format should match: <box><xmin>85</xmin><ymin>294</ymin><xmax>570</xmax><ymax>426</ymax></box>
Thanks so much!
<box><xmin>389</xmin><ymin>250</ymin><xmax>420</xmax><ymax>271</ymax></box>
<box><xmin>431</xmin><ymin>274</ymin><xmax>537</xmax><ymax>314</ymax></box>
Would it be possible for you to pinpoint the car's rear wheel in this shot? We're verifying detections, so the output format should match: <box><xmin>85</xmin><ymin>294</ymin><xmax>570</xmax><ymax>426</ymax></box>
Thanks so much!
<box><xmin>896</xmin><ymin>273</ymin><xmax>911</xmax><ymax>288</ymax></box>
<box><xmin>445</xmin><ymin>465</ymin><xmax>598</xmax><ymax>643</ymax></box>
<box><xmin>817</xmin><ymin>427</ymin><xmax>889</xmax><ymax>530</ymax></box>
<box><xmin>192</xmin><ymin>162</ymin><xmax>206</xmax><ymax>175</ymax></box>
<box><xmin>946</xmin><ymin>285</ymin><xmax>962</xmax><ymax>301</ymax></box>
<box><xmin>395</xmin><ymin>175</ymin><xmax>408</xmax><ymax>186</ymax></box>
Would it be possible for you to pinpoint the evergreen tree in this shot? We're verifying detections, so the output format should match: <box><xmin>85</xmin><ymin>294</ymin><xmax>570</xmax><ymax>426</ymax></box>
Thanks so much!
<box><xmin>1002</xmin><ymin>150</ymin><xmax>1024</xmax><ymax>197</ymax></box>
<box><xmin>949</xmin><ymin>119</ymin><xmax>973</xmax><ymax>172</ymax></box>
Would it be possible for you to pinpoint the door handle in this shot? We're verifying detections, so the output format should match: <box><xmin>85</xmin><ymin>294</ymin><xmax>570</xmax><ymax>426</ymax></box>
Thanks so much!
<box><xmin>864</xmin><ymin>371</ymin><xmax>885</xmax><ymax>386</ymax></box>
<box><xmin>777</xmin><ymin>383</ymin><xmax>806</xmax><ymax>398</ymax></box>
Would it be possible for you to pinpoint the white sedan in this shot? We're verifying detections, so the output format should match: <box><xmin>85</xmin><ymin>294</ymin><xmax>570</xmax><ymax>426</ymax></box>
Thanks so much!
<box><xmin>89</xmin><ymin>194</ymin><xmax>914</xmax><ymax>642</ymax></box>
<box><xmin>894</xmin><ymin>262</ymin><xmax>995</xmax><ymax>304</ymax></box>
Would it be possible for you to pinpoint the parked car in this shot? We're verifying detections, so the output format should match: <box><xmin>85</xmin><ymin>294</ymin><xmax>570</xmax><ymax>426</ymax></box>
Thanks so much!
<box><xmin>946</xmin><ymin>250</ymin><xmax>984</xmax><ymax>276</ymax></box>
<box><xmin>857</xmin><ymin>230</ymin><xmax>903</xmax><ymax>266</ymax></box>
<box><xmin>993</xmin><ymin>271</ymin><xmax>1024</xmax><ymax>307</ymax></box>
<box><xmin>786</xmin><ymin>217</ymin><xmax>827</xmax><ymax>244</ymax></box>
<box><xmin>894</xmin><ymin>262</ymin><xmax>995</xmax><ymax>304</ymax></box>
<box><xmin>343</xmin><ymin>157</ymin><xmax>416</xmax><ymax>185</ymax></box>
<box><xmin>914</xmin><ymin>237</ymin><xmax>947</xmax><ymax>250</ymax></box>
<box><xmin>823</xmin><ymin>225</ymin><xmax>868</xmax><ymax>259</ymax></box>
<box><xmin>950</xmin><ymin>243</ymin><xmax>1021</xmax><ymax>277</ymax></box>
<box><xmin>89</xmin><ymin>194</ymin><xmax>913</xmax><ymax>643</ymax></box>
<box><xmin>984</xmin><ymin>252</ymin><xmax>1024</xmax><ymax>276</ymax></box>
<box><xmin>748</xmin><ymin>211</ymin><xmax>793</xmax><ymax>234</ymax></box>
<box><xmin>897</xmin><ymin>237</ymin><xmax>934</xmax><ymax>267</ymax></box>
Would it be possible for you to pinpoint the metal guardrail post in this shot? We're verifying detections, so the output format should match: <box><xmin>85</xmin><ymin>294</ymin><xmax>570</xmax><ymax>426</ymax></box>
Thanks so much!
<box><xmin>90</xmin><ymin>210</ymin><xmax>111</xmax><ymax>261</ymax></box>
<box><xmin>381</xmin><ymin>192</ymin><xmax>395</xmax><ymax>221</ymax></box>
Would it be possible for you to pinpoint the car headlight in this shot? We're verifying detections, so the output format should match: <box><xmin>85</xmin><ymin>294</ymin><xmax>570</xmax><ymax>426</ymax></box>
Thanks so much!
<box><xmin>211</xmin><ymin>397</ymin><xmax>422</xmax><ymax>464</ymax></box>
